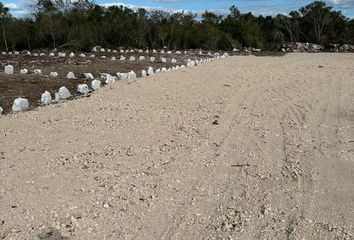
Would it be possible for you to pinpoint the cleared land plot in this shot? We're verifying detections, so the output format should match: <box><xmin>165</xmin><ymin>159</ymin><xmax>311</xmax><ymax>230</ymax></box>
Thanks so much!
<box><xmin>0</xmin><ymin>53</ymin><xmax>353</xmax><ymax>240</ymax></box>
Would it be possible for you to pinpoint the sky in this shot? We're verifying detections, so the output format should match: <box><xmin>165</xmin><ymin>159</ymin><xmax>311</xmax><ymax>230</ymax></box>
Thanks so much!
<box><xmin>3</xmin><ymin>0</ymin><xmax>354</xmax><ymax>18</ymax></box>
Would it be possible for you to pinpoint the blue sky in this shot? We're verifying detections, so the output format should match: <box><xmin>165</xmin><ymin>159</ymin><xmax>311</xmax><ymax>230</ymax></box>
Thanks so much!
<box><xmin>4</xmin><ymin>0</ymin><xmax>354</xmax><ymax>18</ymax></box>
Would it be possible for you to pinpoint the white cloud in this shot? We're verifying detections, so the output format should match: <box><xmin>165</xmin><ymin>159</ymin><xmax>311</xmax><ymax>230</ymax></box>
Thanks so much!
<box><xmin>4</xmin><ymin>3</ymin><xmax>20</xmax><ymax>10</ymax></box>
<box><xmin>327</xmin><ymin>0</ymin><xmax>354</xmax><ymax>9</ymax></box>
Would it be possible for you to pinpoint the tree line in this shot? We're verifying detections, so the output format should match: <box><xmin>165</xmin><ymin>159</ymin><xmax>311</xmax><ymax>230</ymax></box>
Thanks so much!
<box><xmin>0</xmin><ymin>0</ymin><xmax>353</xmax><ymax>51</ymax></box>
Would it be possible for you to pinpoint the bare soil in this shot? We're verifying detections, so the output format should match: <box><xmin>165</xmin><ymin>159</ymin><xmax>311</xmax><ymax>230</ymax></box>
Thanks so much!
<box><xmin>0</xmin><ymin>53</ymin><xmax>353</xmax><ymax>240</ymax></box>
<box><xmin>0</xmin><ymin>51</ymin><xmax>201</xmax><ymax>114</ymax></box>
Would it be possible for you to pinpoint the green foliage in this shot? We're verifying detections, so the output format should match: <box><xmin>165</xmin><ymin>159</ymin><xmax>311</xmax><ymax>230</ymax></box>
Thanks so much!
<box><xmin>0</xmin><ymin>0</ymin><xmax>352</xmax><ymax>51</ymax></box>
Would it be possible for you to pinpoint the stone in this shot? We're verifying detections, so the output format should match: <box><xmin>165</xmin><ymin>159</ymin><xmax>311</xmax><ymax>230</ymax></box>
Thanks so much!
<box><xmin>49</xmin><ymin>53</ymin><xmax>55</xmax><ymax>57</ymax></box>
<box><xmin>101</xmin><ymin>73</ymin><xmax>116</xmax><ymax>85</ymax></box>
<box><xmin>4</xmin><ymin>65</ymin><xmax>14</xmax><ymax>74</ymax></box>
<box><xmin>161</xmin><ymin>67</ymin><xmax>167</xmax><ymax>72</ymax></box>
<box><xmin>90</xmin><ymin>54</ymin><xmax>95</xmax><ymax>58</ymax></box>
<box><xmin>111</xmin><ymin>56</ymin><xmax>116</xmax><ymax>61</ymax></box>
<box><xmin>171</xmin><ymin>58</ymin><xmax>177</xmax><ymax>63</ymax></box>
<box><xmin>142</xmin><ymin>70</ymin><xmax>147</xmax><ymax>77</ymax></box>
<box><xmin>147</xmin><ymin>67</ymin><xmax>154</xmax><ymax>75</ymax></box>
<box><xmin>161</xmin><ymin>57</ymin><xmax>167</xmax><ymax>63</ymax></box>
<box><xmin>20</xmin><ymin>68</ymin><xmax>28</xmax><ymax>75</ymax></box>
<box><xmin>69</xmin><ymin>52</ymin><xmax>75</xmax><ymax>57</ymax></box>
<box><xmin>92</xmin><ymin>46</ymin><xmax>100</xmax><ymax>52</ymax></box>
<box><xmin>80</xmin><ymin>53</ymin><xmax>86</xmax><ymax>58</ymax></box>
<box><xmin>67</xmin><ymin>72</ymin><xmax>76</xmax><ymax>79</ymax></box>
<box><xmin>34</xmin><ymin>69</ymin><xmax>42</xmax><ymax>75</ymax></box>
<box><xmin>84</xmin><ymin>73</ymin><xmax>94</xmax><ymax>80</ymax></box>
<box><xmin>59</xmin><ymin>86</ymin><xmax>71</xmax><ymax>100</ymax></box>
<box><xmin>54</xmin><ymin>92</ymin><xmax>60</xmax><ymax>102</ymax></box>
<box><xmin>12</xmin><ymin>97</ymin><xmax>29</xmax><ymax>112</ymax></box>
<box><xmin>150</xmin><ymin>57</ymin><xmax>155</xmax><ymax>62</ymax></box>
<box><xmin>50</xmin><ymin>72</ymin><xmax>58</xmax><ymax>78</ymax></box>
<box><xmin>130</xmin><ymin>56</ymin><xmax>136</xmax><ymax>61</ymax></box>
<box><xmin>58</xmin><ymin>52</ymin><xmax>66</xmax><ymax>57</ymax></box>
<box><xmin>77</xmin><ymin>84</ymin><xmax>90</xmax><ymax>94</ymax></box>
<box><xmin>139</xmin><ymin>56</ymin><xmax>145</xmax><ymax>61</ymax></box>
<box><xmin>0</xmin><ymin>106</ymin><xmax>3</xmax><ymax>115</ymax></box>
<box><xmin>91</xmin><ymin>80</ymin><xmax>101</xmax><ymax>90</ymax></box>
<box><xmin>120</xmin><ymin>55</ymin><xmax>126</xmax><ymax>61</ymax></box>
<box><xmin>116</xmin><ymin>72</ymin><xmax>128</xmax><ymax>80</ymax></box>
<box><xmin>128</xmin><ymin>71</ymin><xmax>136</xmax><ymax>79</ymax></box>
<box><xmin>41</xmin><ymin>91</ymin><xmax>52</xmax><ymax>105</ymax></box>
<box><xmin>167</xmin><ymin>51</ymin><xmax>172</xmax><ymax>54</ymax></box>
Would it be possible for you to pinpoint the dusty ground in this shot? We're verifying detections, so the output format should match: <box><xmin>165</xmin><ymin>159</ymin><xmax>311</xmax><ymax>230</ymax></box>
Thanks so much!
<box><xmin>0</xmin><ymin>53</ymin><xmax>353</xmax><ymax>240</ymax></box>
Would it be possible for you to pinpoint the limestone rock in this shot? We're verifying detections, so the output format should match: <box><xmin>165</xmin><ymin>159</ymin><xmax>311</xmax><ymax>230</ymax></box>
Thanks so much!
<box><xmin>147</xmin><ymin>67</ymin><xmax>154</xmax><ymax>75</ymax></box>
<box><xmin>142</xmin><ymin>70</ymin><xmax>147</xmax><ymax>77</ymax></box>
<box><xmin>128</xmin><ymin>71</ymin><xmax>136</xmax><ymax>79</ymax></box>
<box><xmin>34</xmin><ymin>69</ymin><xmax>42</xmax><ymax>75</ymax></box>
<box><xmin>84</xmin><ymin>73</ymin><xmax>94</xmax><ymax>80</ymax></box>
<box><xmin>77</xmin><ymin>84</ymin><xmax>90</xmax><ymax>94</ymax></box>
<box><xmin>12</xmin><ymin>97</ymin><xmax>29</xmax><ymax>112</ymax></box>
<box><xmin>20</xmin><ymin>69</ymin><xmax>28</xmax><ymax>75</ymax></box>
<box><xmin>50</xmin><ymin>72</ymin><xmax>58</xmax><ymax>78</ymax></box>
<box><xmin>116</xmin><ymin>72</ymin><xmax>128</xmax><ymax>80</ymax></box>
<box><xmin>41</xmin><ymin>91</ymin><xmax>52</xmax><ymax>105</ymax></box>
<box><xmin>67</xmin><ymin>72</ymin><xmax>76</xmax><ymax>79</ymax></box>
<box><xmin>59</xmin><ymin>86</ymin><xmax>71</xmax><ymax>100</ymax></box>
<box><xmin>91</xmin><ymin>80</ymin><xmax>101</xmax><ymax>90</ymax></box>
<box><xmin>4</xmin><ymin>65</ymin><xmax>14</xmax><ymax>74</ymax></box>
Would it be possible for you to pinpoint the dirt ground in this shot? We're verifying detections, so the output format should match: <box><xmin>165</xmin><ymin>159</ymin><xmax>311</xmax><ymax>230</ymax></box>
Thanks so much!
<box><xmin>0</xmin><ymin>51</ymin><xmax>205</xmax><ymax>114</ymax></box>
<box><xmin>0</xmin><ymin>53</ymin><xmax>353</xmax><ymax>240</ymax></box>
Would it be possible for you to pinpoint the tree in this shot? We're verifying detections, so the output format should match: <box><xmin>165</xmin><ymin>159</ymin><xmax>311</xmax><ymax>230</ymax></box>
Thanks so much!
<box><xmin>0</xmin><ymin>3</ymin><xmax>11</xmax><ymax>51</ymax></box>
